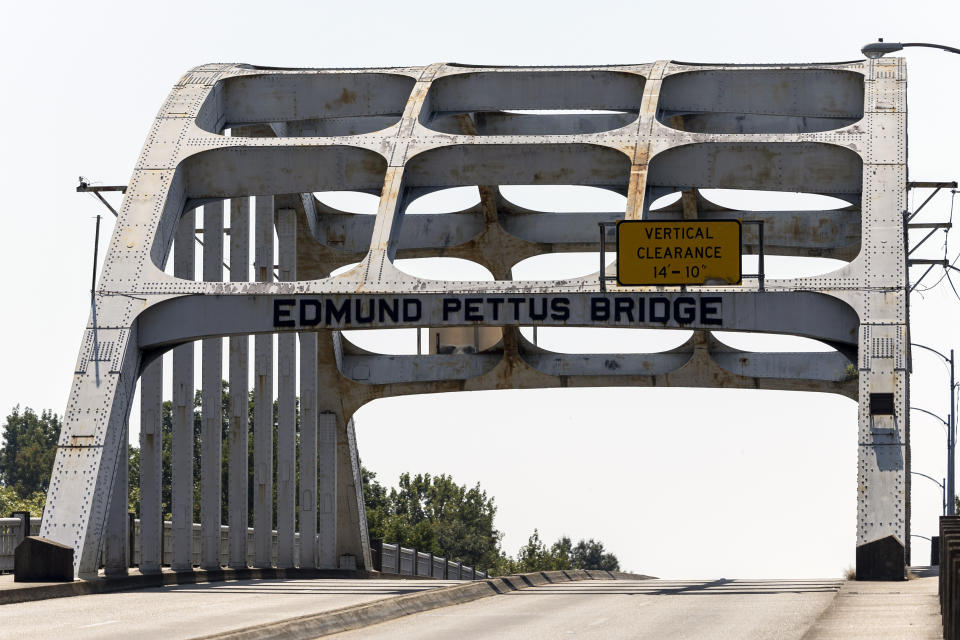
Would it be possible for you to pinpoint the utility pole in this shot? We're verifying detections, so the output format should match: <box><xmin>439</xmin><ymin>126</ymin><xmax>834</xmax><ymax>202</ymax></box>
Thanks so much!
<box><xmin>912</xmin><ymin>343</ymin><xmax>957</xmax><ymax>515</ymax></box>
<box><xmin>90</xmin><ymin>214</ymin><xmax>101</xmax><ymax>310</ymax></box>
<box><xmin>950</xmin><ymin>349</ymin><xmax>956</xmax><ymax>515</ymax></box>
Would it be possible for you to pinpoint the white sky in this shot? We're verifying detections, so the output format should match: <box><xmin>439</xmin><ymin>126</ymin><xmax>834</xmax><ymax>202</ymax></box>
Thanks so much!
<box><xmin>1</xmin><ymin>0</ymin><xmax>959</xmax><ymax>579</ymax></box>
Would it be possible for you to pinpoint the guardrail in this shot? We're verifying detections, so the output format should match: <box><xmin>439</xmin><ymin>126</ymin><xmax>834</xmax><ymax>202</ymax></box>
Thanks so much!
<box><xmin>3</xmin><ymin>516</ymin><xmax>486</xmax><ymax>579</ymax></box>
<box><xmin>0</xmin><ymin>515</ymin><xmax>40</xmax><ymax>571</ymax></box>
<box><xmin>941</xmin><ymin>516</ymin><xmax>960</xmax><ymax>639</ymax></box>
<box><xmin>1</xmin><ymin>515</ymin><xmax>304</xmax><ymax>571</ymax></box>
<box><xmin>373</xmin><ymin>539</ymin><xmax>487</xmax><ymax>580</ymax></box>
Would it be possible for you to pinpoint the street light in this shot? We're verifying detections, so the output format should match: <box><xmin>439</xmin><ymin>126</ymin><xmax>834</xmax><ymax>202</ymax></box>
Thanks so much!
<box><xmin>912</xmin><ymin>343</ymin><xmax>956</xmax><ymax>515</ymax></box>
<box><xmin>911</xmin><ymin>471</ymin><xmax>947</xmax><ymax>516</ymax></box>
<box><xmin>862</xmin><ymin>39</ymin><xmax>960</xmax><ymax>58</ymax></box>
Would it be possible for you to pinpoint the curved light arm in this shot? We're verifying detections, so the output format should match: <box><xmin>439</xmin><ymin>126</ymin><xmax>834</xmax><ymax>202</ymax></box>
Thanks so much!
<box><xmin>912</xmin><ymin>342</ymin><xmax>950</xmax><ymax>363</ymax></box>
<box><xmin>912</xmin><ymin>406</ymin><xmax>949</xmax><ymax>426</ymax></box>
<box><xmin>911</xmin><ymin>471</ymin><xmax>948</xmax><ymax>516</ymax></box>
<box><xmin>862</xmin><ymin>41</ymin><xmax>960</xmax><ymax>58</ymax></box>
<box><xmin>911</xmin><ymin>471</ymin><xmax>945</xmax><ymax>489</ymax></box>
<box><xmin>901</xmin><ymin>42</ymin><xmax>960</xmax><ymax>54</ymax></box>
<box><xmin>911</xmin><ymin>534</ymin><xmax>932</xmax><ymax>542</ymax></box>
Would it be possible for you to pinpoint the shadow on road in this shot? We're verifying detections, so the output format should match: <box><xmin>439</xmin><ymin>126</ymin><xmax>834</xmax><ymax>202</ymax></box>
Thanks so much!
<box><xmin>509</xmin><ymin>578</ymin><xmax>844</xmax><ymax>596</ymax></box>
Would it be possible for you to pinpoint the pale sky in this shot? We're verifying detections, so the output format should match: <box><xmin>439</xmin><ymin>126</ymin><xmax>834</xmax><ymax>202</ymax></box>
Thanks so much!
<box><xmin>1</xmin><ymin>0</ymin><xmax>959</xmax><ymax>578</ymax></box>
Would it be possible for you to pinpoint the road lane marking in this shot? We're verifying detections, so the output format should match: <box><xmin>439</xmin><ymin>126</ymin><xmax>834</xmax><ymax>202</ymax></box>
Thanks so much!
<box><xmin>78</xmin><ymin>620</ymin><xmax>118</xmax><ymax>628</ymax></box>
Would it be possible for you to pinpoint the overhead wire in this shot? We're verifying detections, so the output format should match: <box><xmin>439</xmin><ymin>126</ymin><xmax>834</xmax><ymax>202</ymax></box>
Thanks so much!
<box><xmin>912</xmin><ymin>188</ymin><xmax>958</xmax><ymax>294</ymax></box>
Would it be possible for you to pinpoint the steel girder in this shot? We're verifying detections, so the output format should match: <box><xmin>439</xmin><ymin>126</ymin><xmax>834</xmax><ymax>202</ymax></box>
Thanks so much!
<box><xmin>42</xmin><ymin>59</ymin><xmax>908</xmax><ymax>580</ymax></box>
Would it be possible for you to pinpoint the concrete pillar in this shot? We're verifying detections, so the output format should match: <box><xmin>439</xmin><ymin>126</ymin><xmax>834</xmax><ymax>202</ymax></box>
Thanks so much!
<box><xmin>200</xmin><ymin>201</ymin><xmax>224</xmax><ymax>570</ymax></box>
<box><xmin>332</xmin><ymin>413</ymin><xmax>370</xmax><ymax>570</ymax></box>
<box><xmin>299</xmin><ymin>333</ymin><xmax>318</xmax><ymax>568</ymax></box>
<box><xmin>855</xmin><ymin>324</ymin><xmax>908</xmax><ymax>580</ymax></box>
<box><xmin>276</xmin><ymin>208</ymin><xmax>296</xmax><ymax>568</ymax></box>
<box><xmin>318</xmin><ymin>411</ymin><xmax>337</xmax><ymax>569</ymax></box>
<box><xmin>139</xmin><ymin>357</ymin><xmax>163</xmax><ymax>573</ymax></box>
<box><xmin>171</xmin><ymin>211</ymin><xmax>195</xmax><ymax>572</ymax></box>
<box><xmin>103</xmin><ymin>421</ymin><xmax>128</xmax><ymax>575</ymax></box>
<box><xmin>227</xmin><ymin>197</ymin><xmax>249</xmax><ymax>568</ymax></box>
<box><xmin>253</xmin><ymin>195</ymin><xmax>274</xmax><ymax>568</ymax></box>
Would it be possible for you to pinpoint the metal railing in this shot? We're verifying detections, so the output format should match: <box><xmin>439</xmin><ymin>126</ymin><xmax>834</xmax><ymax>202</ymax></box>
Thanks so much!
<box><xmin>3</xmin><ymin>518</ymin><xmax>487</xmax><ymax>579</ymax></box>
<box><xmin>0</xmin><ymin>516</ymin><xmax>40</xmax><ymax>571</ymax></box>
<box><xmin>941</xmin><ymin>516</ymin><xmax>960</xmax><ymax>639</ymax></box>
<box><xmin>1</xmin><ymin>516</ymin><xmax>305</xmax><ymax>571</ymax></box>
<box><xmin>374</xmin><ymin>540</ymin><xmax>487</xmax><ymax>580</ymax></box>
<box><xmin>154</xmin><ymin>521</ymin><xmax>304</xmax><ymax>568</ymax></box>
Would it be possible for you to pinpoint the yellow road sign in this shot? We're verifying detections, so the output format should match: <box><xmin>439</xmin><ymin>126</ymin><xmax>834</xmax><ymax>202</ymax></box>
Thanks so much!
<box><xmin>616</xmin><ymin>220</ymin><xmax>742</xmax><ymax>286</ymax></box>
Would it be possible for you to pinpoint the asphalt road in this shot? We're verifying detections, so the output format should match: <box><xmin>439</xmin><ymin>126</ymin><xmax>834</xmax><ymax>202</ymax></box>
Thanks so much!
<box><xmin>0</xmin><ymin>578</ymin><xmax>452</xmax><ymax>640</ymax></box>
<box><xmin>327</xmin><ymin>578</ymin><xmax>844</xmax><ymax>640</ymax></box>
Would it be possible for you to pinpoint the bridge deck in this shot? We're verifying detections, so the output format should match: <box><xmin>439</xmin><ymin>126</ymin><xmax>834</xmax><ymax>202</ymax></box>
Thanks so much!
<box><xmin>0</xmin><ymin>572</ymin><xmax>941</xmax><ymax>638</ymax></box>
<box><xmin>0</xmin><ymin>578</ymin><xmax>454</xmax><ymax>639</ymax></box>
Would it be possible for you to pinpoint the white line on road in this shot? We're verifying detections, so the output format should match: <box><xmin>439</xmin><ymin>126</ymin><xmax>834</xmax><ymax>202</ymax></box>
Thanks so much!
<box><xmin>77</xmin><ymin>620</ymin><xmax>118</xmax><ymax>628</ymax></box>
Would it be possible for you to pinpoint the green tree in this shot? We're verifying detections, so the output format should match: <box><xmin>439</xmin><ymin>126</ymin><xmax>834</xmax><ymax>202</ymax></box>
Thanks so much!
<box><xmin>511</xmin><ymin>530</ymin><xmax>577</xmax><ymax>572</ymax></box>
<box><xmin>362</xmin><ymin>466</ymin><xmax>391</xmax><ymax>540</ymax></box>
<box><xmin>363</xmin><ymin>471</ymin><xmax>505</xmax><ymax>571</ymax></box>
<box><xmin>0</xmin><ymin>406</ymin><xmax>60</xmax><ymax>497</ymax></box>
<box><xmin>571</xmin><ymin>538</ymin><xmax>620</xmax><ymax>571</ymax></box>
<box><xmin>513</xmin><ymin>529</ymin><xmax>554</xmax><ymax>572</ymax></box>
<box><xmin>0</xmin><ymin>485</ymin><xmax>46</xmax><ymax>516</ymax></box>
<box><xmin>506</xmin><ymin>531</ymin><xmax>620</xmax><ymax>573</ymax></box>
<box><xmin>128</xmin><ymin>443</ymin><xmax>141</xmax><ymax>513</ymax></box>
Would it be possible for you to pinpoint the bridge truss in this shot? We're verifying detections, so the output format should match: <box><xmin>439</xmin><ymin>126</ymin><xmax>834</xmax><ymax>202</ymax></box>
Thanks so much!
<box><xmin>41</xmin><ymin>58</ymin><xmax>909</xmax><ymax>580</ymax></box>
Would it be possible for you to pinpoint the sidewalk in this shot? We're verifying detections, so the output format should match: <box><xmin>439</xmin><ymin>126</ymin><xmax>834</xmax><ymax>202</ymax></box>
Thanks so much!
<box><xmin>0</xmin><ymin>566</ymin><xmax>370</xmax><ymax>605</ymax></box>
<box><xmin>802</xmin><ymin>567</ymin><xmax>941</xmax><ymax>639</ymax></box>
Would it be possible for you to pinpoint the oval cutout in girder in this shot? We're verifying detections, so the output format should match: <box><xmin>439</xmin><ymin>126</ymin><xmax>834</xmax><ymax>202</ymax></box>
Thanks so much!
<box><xmin>742</xmin><ymin>255</ymin><xmax>848</xmax><ymax>279</ymax></box>
<box><xmin>521</xmin><ymin>327</ymin><xmax>693</xmax><ymax>354</ymax></box>
<box><xmin>394</xmin><ymin>257</ymin><xmax>495</xmax><ymax>282</ymax></box>
<box><xmin>710</xmin><ymin>330</ymin><xmax>835</xmax><ymax>353</ymax></box>
<box><xmin>422</xmin><ymin>70</ymin><xmax>646</xmax><ymax>136</ymax></box>
<box><xmin>406</xmin><ymin>186</ymin><xmax>481</xmax><ymax>214</ymax></box>
<box><xmin>341</xmin><ymin>328</ymin><xmax>422</xmax><ymax>355</ymax></box>
<box><xmin>512</xmin><ymin>253</ymin><xmax>614</xmax><ymax>282</ymax></box>
<box><xmin>657</xmin><ymin>69</ymin><xmax>864</xmax><ymax>134</ymax></box>
<box><xmin>699</xmin><ymin>189</ymin><xmax>853</xmax><ymax>211</ymax></box>
<box><xmin>197</xmin><ymin>72</ymin><xmax>416</xmax><ymax>137</ymax></box>
<box><xmin>649</xmin><ymin>192</ymin><xmax>683</xmax><ymax>210</ymax></box>
<box><xmin>500</xmin><ymin>185</ymin><xmax>627</xmax><ymax>213</ymax></box>
<box><xmin>315</xmin><ymin>191</ymin><xmax>380</xmax><ymax>214</ymax></box>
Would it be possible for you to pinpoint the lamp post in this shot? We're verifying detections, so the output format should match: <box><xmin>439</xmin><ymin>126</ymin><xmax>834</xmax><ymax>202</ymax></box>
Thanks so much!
<box><xmin>911</xmin><ymin>471</ymin><xmax>947</xmax><ymax>515</ymax></box>
<box><xmin>912</xmin><ymin>406</ymin><xmax>949</xmax><ymax>431</ymax></box>
<box><xmin>861</xmin><ymin>39</ymin><xmax>960</xmax><ymax>58</ymax></box>
<box><xmin>912</xmin><ymin>343</ymin><xmax>956</xmax><ymax>515</ymax></box>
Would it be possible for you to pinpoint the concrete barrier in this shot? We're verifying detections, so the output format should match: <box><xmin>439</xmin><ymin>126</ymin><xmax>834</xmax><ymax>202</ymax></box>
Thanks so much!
<box><xmin>14</xmin><ymin>537</ymin><xmax>73</xmax><ymax>582</ymax></box>
<box><xmin>192</xmin><ymin>569</ymin><xmax>653</xmax><ymax>640</ymax></box>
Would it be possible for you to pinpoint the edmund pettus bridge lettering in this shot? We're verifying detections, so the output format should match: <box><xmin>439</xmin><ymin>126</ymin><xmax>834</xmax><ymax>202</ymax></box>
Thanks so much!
<box><xmin>272</xmin><ymin>295</ymin><xmax>724</xmax><ymax>329</ymax></box>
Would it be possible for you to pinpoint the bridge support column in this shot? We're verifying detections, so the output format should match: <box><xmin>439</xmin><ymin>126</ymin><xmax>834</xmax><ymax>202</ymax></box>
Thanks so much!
<box><xmin>227</xmin><ymin>197</ymin><xmax>249</xmax><ymax>569</ymax></box>
<box><xmin>318</xmin><ymin>411</ymin><xmax>337</xmax><ymax>568</ymax></box>
<box><xmin>103</xmin><ymin>421</ymin><xmax>128</xmax><ymax>575</ymax></box>
<box><xmin>139</xmin><ymin>358</ymin><xmax>163</xmax><ymax>573</ymax></box>
<box><xmin>201</xmin><ymin>202</ymin><xmax>224</xmax><ymax>570</ymax></box>
<box><xmin>856</xmin><ymin>325</ymin><xmax>909</xmax><ymax>580</ymax></box>
<box><xmin>171</xmin><ymin>211</ymin><xmax>195</xmax><ymax>572</ymax></box>
<box><xmin>299</xmin><ymin>332</ymin><xmax>318</xmax><ymax>568</ymax></box>
<box><xmin>335</xmin><ymin>417</ymin><xmax>371</xmax><ymax>570</ymax></box>
<box><xmin>276</xmin><ymin>208</ymin><xmax>297</xmax><ymax>568</ymax></box>
<box><xmin>253</xmin><ymin>195</ymin><xmax>274</xmax><ymax>568</ymax></box>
